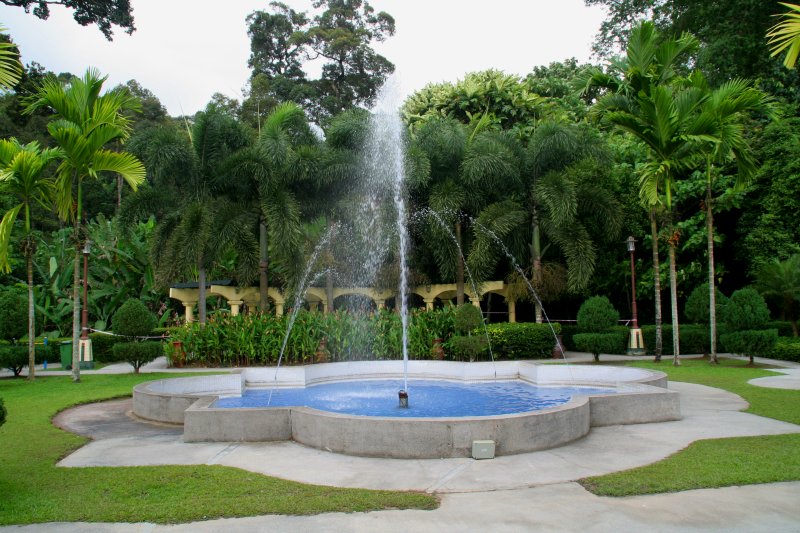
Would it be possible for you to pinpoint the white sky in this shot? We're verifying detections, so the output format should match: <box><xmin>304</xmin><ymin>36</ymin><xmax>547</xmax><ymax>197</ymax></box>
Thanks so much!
<box><xmin>0</xmin><ymin>0</ymin><xmax>607</xmax><ymax>116</ymax></box>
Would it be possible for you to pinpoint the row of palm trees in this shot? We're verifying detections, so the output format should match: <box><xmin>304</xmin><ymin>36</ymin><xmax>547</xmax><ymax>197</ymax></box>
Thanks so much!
<box><xmin>0</xmin><ymin>69</ymin><xmax>145</xmax><ymax>381</ymax></box>
<box><xmin>582</xmin><ymin>22</ymin><xmax>775</xmax><ymax>365</ymax></box>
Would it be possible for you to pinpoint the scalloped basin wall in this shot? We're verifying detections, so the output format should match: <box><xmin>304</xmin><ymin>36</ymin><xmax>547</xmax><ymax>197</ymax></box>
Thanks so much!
<box><xmin>132</xmin><ymin>361</ymin><xmax>680</xmax><ymax>458</ymax></box>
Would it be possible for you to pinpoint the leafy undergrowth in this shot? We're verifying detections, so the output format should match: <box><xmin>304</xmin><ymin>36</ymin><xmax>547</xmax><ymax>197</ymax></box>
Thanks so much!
<box><xmin>579</xmin><ymin>358</ymin><xmax>800</xmax><ymax>496</ymax></box>
<box><xmin>0</xmin><ymin>374</ymin><xmax>438</xmax><ymax>524</ymax></box>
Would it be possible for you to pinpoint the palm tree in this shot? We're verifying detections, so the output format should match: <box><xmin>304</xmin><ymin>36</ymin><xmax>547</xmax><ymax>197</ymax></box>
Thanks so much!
<box><xmin>756</xmin><ymin>254</ymin><xmax>800</xmax><ymax>337</ymax></box>
<box><xmin>0</xmin><ymin>139</ymin><xmax>61</xmax><ymax>380</ymax></box>
<box><xmin>25</xmin><ymin>69</ymin><xmax>145</xmax><ymax>382</ymax></box>
<box><xmin>768</xmin><ymin>3</ymin><xmax>800</xmax><ymax>68</ymax></box>
<box><xmin>696</xmin><ymin>77</ymin><xmax>775</xmax><ymax>363</ymax></box>
<box><xmin>221</xmin><ymin>102</ymin><xmax>328</xmax><ymax>312</ymax></box>
<box><xmin>414</xmin><ymin>116</ymin><xmax>523</xmax><ymax>304</ymax></box>
<box><xmin>124</xmin><ymin>106</ymin><xmax>256</xmax><ymax>325</ymax></box>
<box><xmin>0</xmin><ymin>25</ymin><xmax>21</xmax><ymax>90</ymax></box>
<box><xmin>522</xmin><ymin>121</ymin><xmax>621</xmax><ymax>322</ymax></box>
<box><xmin>583</xmin><ymin>21</ymin><xmax>704</xmax><ymax>366</ymax></box>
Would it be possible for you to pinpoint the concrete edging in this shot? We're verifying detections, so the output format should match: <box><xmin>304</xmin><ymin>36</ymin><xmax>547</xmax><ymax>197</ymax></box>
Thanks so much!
<box><xmin>133</xmin><ymin>361</ymin><xmax>679</xmax><ymax>458</ymax></box>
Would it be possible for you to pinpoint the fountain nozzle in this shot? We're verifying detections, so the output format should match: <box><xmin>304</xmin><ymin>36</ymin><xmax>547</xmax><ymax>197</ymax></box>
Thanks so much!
<box><xmin>398</xmin><ymin>390</ymin><xmax>409</xmax><ymax>408</ymax></box>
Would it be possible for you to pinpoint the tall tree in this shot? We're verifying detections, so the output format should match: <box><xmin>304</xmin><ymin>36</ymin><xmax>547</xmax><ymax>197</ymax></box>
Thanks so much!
<box><xmin>246</xmin><ymin>0</ymin><xmax>395</xmax><ymax>123</ymax></box>
<box><xmin>523</xmin><ymin>121</ymin><xmax>622</xmax><ymax>322</ymax></box>
<box><xmin>25</xmin><ymin>68</ymin><xmax>145</xmax><ymax>381</ymax></box>
<box><xmin>2</xmin><ymin>0</ymin><xmax>135</xmax><ymax>39</ymax></box>
<box><xmin>582</xmin><ymin>21</ymin><xmax>704</xmax><ymax>365</ymax></box>
<box><xmin>123</xmin><ymin>106</ymin><xmax>257</xmax><ymax>325</ymax></box>
<box><xmin>414</xmin><ymin>116</ymin><xmax>523</xmax><ymax>304</ymax></box>
<box><xmin>695</xmin><ymin>76</ymin><xmax>775</xmax><ymax>363</ymax></box>
<box><xmin>0</xmin><ymin>139</ymin><xmax>60</xmax><ymax>380</ymax></box>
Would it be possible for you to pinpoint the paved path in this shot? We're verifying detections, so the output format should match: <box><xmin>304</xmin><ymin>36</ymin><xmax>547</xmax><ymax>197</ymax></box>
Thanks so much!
<box><xmin>4</xmin><ymin>355</ymin><xmax>800</xmax><ymax>531</ymax></box>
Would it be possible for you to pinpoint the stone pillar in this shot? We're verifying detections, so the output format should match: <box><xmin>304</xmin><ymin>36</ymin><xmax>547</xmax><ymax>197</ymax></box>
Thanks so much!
<box><xmin>228</xmin><ymin>300</ymin><xmax>243</xmax><ymax>316</ymax></box>
<box><xmin>275</xmin><ymin>303</ymin><xmax>284</xmax><ymax>317</ymax></box>
<box><xmin>469</xmin><ymin>297</ymin><xmax>481</xmax><ymax>308</ymax></box>
<box><xmin>308</xmin><ymin>302</ymin><xmax>319</xmax><ymax>312</ymax></box>
<box><xmin>321</xmin><ymin>299</ymin><xmax>329</xmax><ymax>314</ymax></box>
<box><xmin>377</xmin><ymin>300</ymin><xmax>386</xmax><ymax>310</ymax></box>
<box><xmin>182</xmin><ymin>301</ymin><xmax>196</xmax><ymax>323</ymax></box>
<box><xmin>508</xmin><ymin>300</ymin><xmax>516</xmax><ymax>323</ymax></box>
<box><xmin>424</xmin><ymin>298</ymin><xmax>435</xmax><ymax>311</ymax></box>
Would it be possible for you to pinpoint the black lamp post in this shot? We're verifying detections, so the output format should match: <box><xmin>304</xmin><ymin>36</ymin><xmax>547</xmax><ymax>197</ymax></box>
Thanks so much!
<box><xmin>626</xmin><ymin>236</ymin><xmax>645</xmax><ymax>354</ymax></box>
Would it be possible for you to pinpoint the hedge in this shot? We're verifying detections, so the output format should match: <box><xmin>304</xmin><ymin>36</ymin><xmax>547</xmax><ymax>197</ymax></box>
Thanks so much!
<box><xmin>766</xmin><ymin>337</ymin><xmax>800</xmax><ymax>362</ymax></box>
<box><xmin>641</xmin><ymin>324</ymin><xmax>717</xmax><ymax>355</ymax></box>
<box><xmin>559</xmin><ymin>324</ymin><xmax>580</xmax><ymax>351</ymax></box>
<box><xmin>89</xmin><ymin>333</ymin><xmax>126</xmax><ymax>363</ymax></box>
<box><xmin>719</xmin><ymin>329</ymin><xmax>779</xmax><ymax>364</ymax></box>
<box><xmin>573</xmin><ymin>330</ymin><xmax>628</xmax><ymax>361</ymax></box>
<box><xmin>0</xmin><ymin>344</ymin><xmax>57</xmax><ymax>375</ymax></box>
<box><xmin>483</xmin><ymin>322</ymin><xmax>561</xmax><ymax>359</ymax></box>
<box><xmin>767</xmin><ymin>321</ymin><xmax>796</xmax><ymax>338</ymax></box>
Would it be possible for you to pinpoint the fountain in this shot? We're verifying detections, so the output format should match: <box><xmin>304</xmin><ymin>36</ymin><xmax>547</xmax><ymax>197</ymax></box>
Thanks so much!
<box><xmin>132</xmin><ymin>78</ymin><xmax>681</xmax><ymax>458</ymax></box>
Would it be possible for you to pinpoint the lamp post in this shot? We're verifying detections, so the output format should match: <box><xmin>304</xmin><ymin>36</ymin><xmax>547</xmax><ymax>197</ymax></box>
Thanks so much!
<box><xmin>79</xmin><ymin>239</ymin><xmax>93</xmax><ymax>367</ymax></box>
<box><xmin>626</xmin><ymin>236</ymin><xmax>645</xmax><ymax>354</ymax></box>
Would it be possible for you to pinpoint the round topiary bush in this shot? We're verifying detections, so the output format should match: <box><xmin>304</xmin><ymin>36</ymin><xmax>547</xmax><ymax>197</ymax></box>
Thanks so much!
<box><xmin>0</xmin><ymin>290</ymin><xmax>26</xmax><ymax>342</ymax></box>
<box><xmin>577</xmin><ymin>296</ymin><xmax>619</xmax><ymax>333</ymax></box>
<box><xmin>684</xmin><ymin>283</ymin><xmax>729</xmax><ymax>324</ymax></box>
<box><xmin>454</xmin><ymin>304</ymin><xmax>483</xmax><ymax>334</ymax></box>
<box><xmin>720</xmin><ymin>288</ymin><xmax>770</xmax><ymax>332</ymax></box>
<box><xmin>112</xmin><ymin>299</ymin><xmax>157</xmax><ymax>339</ymax></box>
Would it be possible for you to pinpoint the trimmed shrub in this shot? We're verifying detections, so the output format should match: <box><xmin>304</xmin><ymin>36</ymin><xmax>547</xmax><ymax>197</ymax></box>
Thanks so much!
<box><xmin>0</xmin><ymin>397</ymin><xmax>5</xmax><ymax>427</ymax></box>
<box><xmin>449</xmin><ymin>335</ymin><xmax>488</xmax><ymax>361</ymax></box>
<box><xmin>720</xmin><ymin>329</ymin><xmax>779</xmax><ymax>365</ymax></box>
<box><xmin>111</xmin><ymin>341</ymin><xmax>163</xmax><ymax>373</ymax></box>
<box><xmin>484</xmin><ymin>322</ymin><xmax>561</xmax><ymax>359</ymax></box>
<box><xmin>0</xmin><ymin>290</ymin><xmax>26</xmax><ymax>341</ymax></box>
<box><xmin>684</xmin><ymin>283</ymin><xmax>729</xmax><ymax>324</ymax></box>
<box><xmin>574</xmin><ymin>330</ymin><xmax>628</xmax><ymax>361</ymax></box>
<box><xmin>767</xmin><ymin>321</ymin><xmax>795</xmax><ymax>338</ymax></box>
<box><xmin>766</xmin><ymin>337</ymin><xmax>800</xmax><ymax>362</ymax></box>
<box><xmin>112</xmin><ymin>299</ymin><xmax>158</xmax><ymax>338</ymax></box>
<box><xmin>577</xmin><ymin>296</ymin><xmax>619</xmax><ymax>332</ymax></box>
<box><xmin>89</xmin><ymin>332</ymin><xmax>126</xmax><ymax>363</ymax></box>
<box><xmin>721</xmin><ymin>288</ymin><xmax>770</xmax><ymax>332</ymax></box>
<box><xmin>454</xmin><ymin>304</ymin><xmax>483</xmax><ymax>334</ymax></box>
<box><xmin>0</xmin><ymin>345</ymin><xmax>27</xmax><ymax>375</ymax></box>
<box><xmin>642</xmin><ymin>324</ymin><xmax>721</xmax><ymax>356</ymax></box>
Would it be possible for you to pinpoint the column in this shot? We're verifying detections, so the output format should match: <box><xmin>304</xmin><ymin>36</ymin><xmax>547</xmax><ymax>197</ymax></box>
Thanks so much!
<box><xmin>275</xmin><ymin>303</ymin><xmax>284</xmax><ymax>317</ymax></box>
<box><xmin>182</xmin><ymin>301</ymin><xmax>196</xmax><ymax>323</ymax></box>
<box><xmin>228</xmin><ymin>300</ymin><xmax>243</xmax><ymax>316</ymax></box>
<box><xmin>424</xmin><ymin>298</ymin><xmax>435</xmax><ymax>311</ymax></box>
<box><xmin>508</xmin><ymin>300</ymin><xmax>516</xmax><ymax>323</ymax></box>
<box><xmin>470</xmin><ymin>297</ymin><xmax>481</xmax><ymax>308</ymax></box>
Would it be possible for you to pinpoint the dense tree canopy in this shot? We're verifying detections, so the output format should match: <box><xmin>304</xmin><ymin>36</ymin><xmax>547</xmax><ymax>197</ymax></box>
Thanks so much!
<box><xmin>2</xmin><ymin>0</ymin><xmax>135</xmax><ymax>40</ymax></box>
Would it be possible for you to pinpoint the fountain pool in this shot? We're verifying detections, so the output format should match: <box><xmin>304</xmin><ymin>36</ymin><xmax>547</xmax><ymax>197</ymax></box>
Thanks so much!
<box><xmin>132</xmin><ymin>360</ymin><xmax>680</xmax><ymax>458</ymax></box>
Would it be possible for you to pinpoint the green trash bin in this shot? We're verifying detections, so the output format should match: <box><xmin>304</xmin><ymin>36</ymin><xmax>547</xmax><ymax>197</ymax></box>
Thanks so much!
<box><xmin>59</xmin><ymin>341</ymin><xmax>72</xmax><ymax>370</ymax></box>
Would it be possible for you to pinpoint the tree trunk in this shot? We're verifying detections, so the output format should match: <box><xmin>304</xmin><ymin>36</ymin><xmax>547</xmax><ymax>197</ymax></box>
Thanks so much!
<box><xmin>650</xmin><ymin>210</ymin><xmax>663</xmax><ymax>362</ymax></box>
<box><xmin>26</xmin><ymin>252</ymin><xmax>35</xmax><ymax>381</ymax></box>
<box><xmin>532</xmin><ymin>212</ymin><xmax>543</xmax><ymax>323</ymax></box>
<box><xmin>668</xmin><ymin>237</ymin><xmax>681</xmax><ymax>366</ymax></box>
<box><xmin>455</xmin><ymin>220</ymin><xmax>464</xmax><ymax>305</ymax></box>
<box><xmin>706</xmin><ymin>179</ymin><xmax>718</xmax><ymax>364</ymax></box>
<box><xmin>198</xmin><ymin>265</ymin><xmax>207</xmax><ymax>326</ymax></box>
<box><xmin>326</xmin><ymin>270</ymin><xmax>334</xmax><ymax>313</ymax></box>
<box><xmin>259</xmin><ymin>219</ymin><xmax>270</xmax><ymax>312</ymax></box>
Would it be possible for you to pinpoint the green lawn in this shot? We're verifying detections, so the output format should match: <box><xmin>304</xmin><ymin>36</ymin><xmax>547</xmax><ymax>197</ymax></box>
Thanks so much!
<box><xmin>579</xmin><ymin>358</ymin><xmax>800</xmax><ymax>496</ymax></box>
<box><xmin>0</xmin><ymin>374</ymin><xmax>438</xmax><ymax>525</ymax></box>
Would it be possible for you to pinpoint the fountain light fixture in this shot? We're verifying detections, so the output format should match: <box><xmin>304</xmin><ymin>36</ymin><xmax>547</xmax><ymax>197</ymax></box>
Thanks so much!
<box><xmin>625</xmin><ymin>235</ymin><xmax>645</xmax><ymax>354</ymax></box>
<box><xmin>398</xmin><ymin>389</ymin><xmax>409</xmax><ymax>408</ymax></box>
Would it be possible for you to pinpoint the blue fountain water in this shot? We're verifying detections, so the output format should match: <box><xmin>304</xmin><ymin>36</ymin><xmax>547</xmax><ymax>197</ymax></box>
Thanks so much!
<box><xmin>214</xmin><ymin>380</ymin><xmax>614</xmax><ymax>417</ymax></box>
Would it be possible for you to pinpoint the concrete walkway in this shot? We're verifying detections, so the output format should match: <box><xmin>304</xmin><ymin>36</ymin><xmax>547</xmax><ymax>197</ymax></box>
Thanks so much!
<box><xmin>3</xmin><ymin>355</ymin><xmax>800</xmax><ymax>531</ymax></box>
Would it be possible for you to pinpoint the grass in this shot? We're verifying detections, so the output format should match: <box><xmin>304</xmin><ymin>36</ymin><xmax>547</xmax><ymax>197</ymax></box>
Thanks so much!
<box><xmin>579</xmin><ymin>358</ymin><xmax>800</xmax><ymax>496</ymax></box>
<box><xmin>0</xmin><ymin>373</ymin><xmax>438</xmax><ymax>525</ymax></box>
